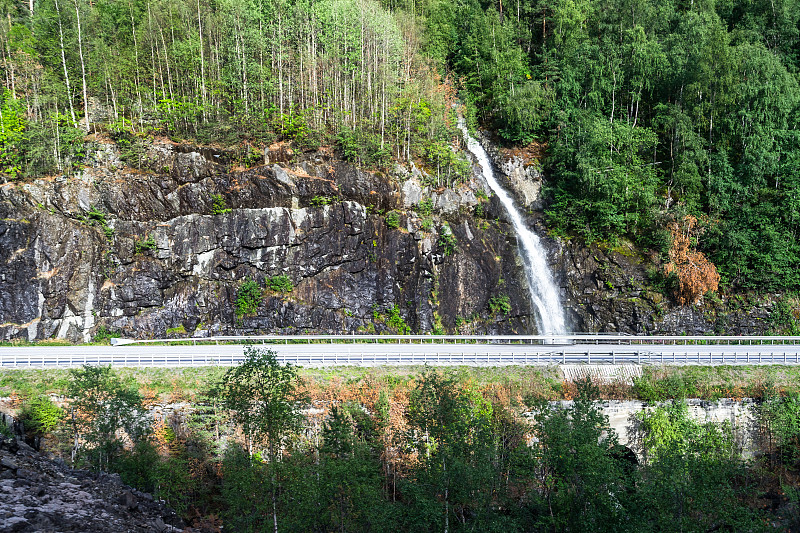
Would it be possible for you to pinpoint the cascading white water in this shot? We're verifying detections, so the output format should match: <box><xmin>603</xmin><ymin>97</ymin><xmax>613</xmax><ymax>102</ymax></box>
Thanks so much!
<box><xmin>458</xmin><ymin>119</ymin><xmax>567</xmax><ymax>335</ymax></box>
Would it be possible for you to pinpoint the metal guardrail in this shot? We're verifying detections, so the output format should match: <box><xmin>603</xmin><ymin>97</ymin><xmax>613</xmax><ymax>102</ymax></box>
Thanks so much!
<box><xmin>109</xmin><ymin>334</ymin><xmax>800</xmax><ymax>347</ymax></box>
<box><xmin>3</xmin><ymin>335</ymin><xmax>800</xmax><ymax>368</ymax></box>
<box><xmin>2</xmin><ymin>348</ymin><xmax>800</xmax><ymax>368</ymax></box>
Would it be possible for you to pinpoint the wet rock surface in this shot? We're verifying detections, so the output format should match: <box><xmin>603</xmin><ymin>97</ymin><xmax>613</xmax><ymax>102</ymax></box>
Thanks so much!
<box><xmin>0</xmin><ymin>435</ymin><xmax>187</xmax><ymax>533</ymax></box>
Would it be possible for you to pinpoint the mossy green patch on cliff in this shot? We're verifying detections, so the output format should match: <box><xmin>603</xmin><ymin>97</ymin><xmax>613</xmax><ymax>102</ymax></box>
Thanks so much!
<box><xmin>166</xmin><ymin>325</ymin><xmax>187</xmax><ymax>336</ymax></box>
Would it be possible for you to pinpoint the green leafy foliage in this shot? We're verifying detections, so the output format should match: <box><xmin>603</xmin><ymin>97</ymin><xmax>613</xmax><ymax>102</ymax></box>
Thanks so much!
<box><xmin>215</xmin><ymin>347</ymin><xmax>304</xmax><ymax>469</ymax></box>
<box><xmin>488</xmin><ymin>295</ymin><xmax>511</xmax><ymax>316</ymax></box>
<box><xmin>530</xmin><ymin>380</ymin><xmax>632</xmax><ymax>531</ymax></box>
<box><xmin>0</xmin><ymin>90</ymin><xmax>25</xmax><ymax>178</ymax></box>
<box><xmin>309</xmin><ymin>195</ymin><xmax>335</xmax><ymax>207</ymax></box>
<box><xmin>134</xmin><ymin>235</ymin><xmax>156</xmax><ymax>254</ymax></box>
<box><xmin>236</xmin><ymin>279</ymin><xmax>262</xmax><ymax>317</ymax></box>
<box><xmin>385</xmin><ymin>304</ymin><xmax>410</xmax><ymax>334</ymax></box>
<box><xmin>630</xmin><ymin>401</ymin><xmax>765</xmax><ymax>531</ymax></box>
<box><xmin>437</xmin><ymin>226</ymin><xmax>458</xmax><ymax>256</ymax></box>
<box><xmin>86</xmin><ymin>208</ymin><xmax>114</xmax><ymax>239</ymax></box>
<box><xmin>267</xmin><ymin>274</ymin><xmax>293</xmax><ymax>294</ymax></box>
<box><xmin>211</xmin><ymin>194</ymin><xmax>231</xmax><ymax>215</ymax></box>
<box><xmin>415</xmin><ymin>198</ymin><xmax>433</xmax><ymax>217</ymax></box>
<box><xmin>67</xmin><ymin>365</ymin><xmax>149</xmax><ymax>471</ymax></box>
<box><xmin>19</xmin><ymin>395</ymin><xmax>63</xmax><ymax>437</ymax></box>
<box><xmin>385</xmin><ymin>211</ymin><xmax>400</xmax><ymax>229</ymax></box>
<box><xmin>754</xmin><ymin>392</ymin><xmax>800</xmax><ymax>469</ymax></box>
<box><xmin>92</xmin><ymin>325</ymin><xmax>120</xmax><ymax>344</ymax></box>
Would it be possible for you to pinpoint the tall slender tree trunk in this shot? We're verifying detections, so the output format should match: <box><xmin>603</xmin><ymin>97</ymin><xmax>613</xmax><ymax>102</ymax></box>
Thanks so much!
<box><xmin>73</xmin><ymin>0</ymin><xmax>90</xmax><ymax>132</ymax></box>
<box><xmin>128</xmin><ymin>2</ymin><xmax>143</xmax><ymax>126</ymax></box>
<box><xmin>54</xmin><ymin>0</ymin><xmax>77</xmax><ymax>128</ymax></box>
<box><xmin>197</xmin><ymin>0</ymin><xmax>206</xmax><ymax>121</ymax></box>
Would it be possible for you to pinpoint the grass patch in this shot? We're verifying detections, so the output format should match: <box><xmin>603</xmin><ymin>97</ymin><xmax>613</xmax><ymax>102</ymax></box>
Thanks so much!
<box><xmin>2</xmin><ymin>364</ymin><xmax>798</xmax><ymax>403</ymax></box>
<box><xmin>166</xmin><ymin>325</ymin><xmax>187</xmax><ymax>336</ymax></box>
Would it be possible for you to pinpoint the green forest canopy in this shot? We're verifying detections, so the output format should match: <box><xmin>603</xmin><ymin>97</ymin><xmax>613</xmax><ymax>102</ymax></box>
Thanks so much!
<box><xmin>0</xmin><ymin>0</ymin><xmax>798</xmax><ymax>291</ymax></box>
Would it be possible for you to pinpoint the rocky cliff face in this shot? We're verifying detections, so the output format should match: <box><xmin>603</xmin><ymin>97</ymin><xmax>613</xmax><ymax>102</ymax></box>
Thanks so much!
<box><xmin>0</xmin><ymin>134</ymin><xmax>779</xmax><ymax>342</ymax></box>
<box><xmin>0</xmin><ymin>138</ymin><xmax>538</xmax><ymax>342</ymax></box>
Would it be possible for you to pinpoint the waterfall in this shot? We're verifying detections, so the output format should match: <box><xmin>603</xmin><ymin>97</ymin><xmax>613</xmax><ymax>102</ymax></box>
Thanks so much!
<box><xmin>458</xmin><ymin>119</ymin><xmax>568</xmax><ymax>335</ymax></box>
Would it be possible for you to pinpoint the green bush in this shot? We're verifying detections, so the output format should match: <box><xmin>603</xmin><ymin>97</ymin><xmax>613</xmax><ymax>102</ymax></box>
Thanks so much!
<box><xmin>267</xmin><ymin>274</ymin><xmax>294</xmax><ymax>293</ymax></box>
<box><xmin>93</xmin><ymin>326</ymin><xmax>120</xmax><ymax>343</ymax></box>
<box><xmin>309</xmin><ymin>196</ymin><xmax>335</xmax><ymax>207</ymax></box>
<box><xmin>211</xmin><ymin>194</ymin><xmax>231</xmax><ymax>215</ymax></box>
<box><xmin>335</xmin><ymin>126</ymin><xmax>392</xmax><ymax>169</ymax></box>
<box><xmin>633</xmin><ymin>373</ymin><xmax>697</xmax><ymax>402</ymax></box>
<box><xmin>134</xmin><ymin>235</ymin><xmax>157</xmax><ymax>254</ymax></box>
<box><xmin>236</xmin><ymin>279</ymin><xmax>262</xmax><ymax>317</ymax></box>
<box><xmin>437</xmin><ymin>226</ymin><xmax>458</xmax><ymax>256</ymax></box>
<box><xmin>488</xmin><ymin>295</ymin><xmax>511</xmax><ymax>316</ymax></box>
<box><xmin>385</xmin><ymin>211</ymin><xmax>400</xmax><ymax>229</ymax></box>
<box><xmin>415</xmin><ymin>198</ymin><xmax>434</xmax><ymax>217</ymax></box>
<box><xmin>86</xmin><ymin>208</ymin><xmax>114</xmax><ymax>240</ymax></box>
<box><xmin>19</xmin><ymin>395</ymin><xmax>63</xmax><ymax>436</ymax></box>
<box><xmin>386</xmin><ymin>305</ymin><xmax>411</xmax><ymax>334</ymax></box>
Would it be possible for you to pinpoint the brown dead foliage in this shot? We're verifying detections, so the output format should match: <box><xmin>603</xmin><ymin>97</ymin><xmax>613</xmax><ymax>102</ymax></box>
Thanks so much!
<box><xmin>664</xmin><ymin>215</ymin><xmax>720</xmax><ymax>305</ymax></box>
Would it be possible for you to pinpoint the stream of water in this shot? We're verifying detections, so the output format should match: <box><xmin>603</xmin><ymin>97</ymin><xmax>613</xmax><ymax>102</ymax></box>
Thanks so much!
<box><xmin>458</xmin><ymin>119</ymin><xmax>568</xmax><ymax>335</ymax></box>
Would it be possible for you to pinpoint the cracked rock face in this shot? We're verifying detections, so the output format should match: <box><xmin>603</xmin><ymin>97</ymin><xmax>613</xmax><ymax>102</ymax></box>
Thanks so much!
<box><xmin>0</xmin><ymin>141</ymin><xmax>538</xmax><ymax>341</ymax></box>
<box><xmin>0</xmin><ymin>436</ymin><xmax>186</xmax><ymax>533</ymax></box>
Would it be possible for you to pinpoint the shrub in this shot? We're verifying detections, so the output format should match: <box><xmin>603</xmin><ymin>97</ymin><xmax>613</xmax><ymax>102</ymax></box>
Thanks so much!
<box><xmin>488</xmin><ymin>295</ymin><xmax>511</xmax><ymax>315</ymax></box>
<box><xmin>438</xmin><ymin>226</ymin><xmax>458</xmax><ymax>256</ymax></box>
<box><xmin>236</xmin><ymin>279</ymin><xmax>262</xmax><ymax>317</ymax></box>
<box><xmin>386</xmin><ymin>305</ymin><xmax>411</xmax><ymax>334</ymax></box>
<box><xmin>19</xmin><ymin>395</ymin><xmax>63</xmax><ymax>436</ymax></box>
<box><xmin>211</xmin><ymin>194</ymin><xmax>231</xmax><ymax>215</ymax></box>
<box><xmin>415</xmin><ymin>198</ymin><xmax>434</xmax><ymax>217</ymax></box>
<box><xmin>385</xmin><ymin>211</ymin><xmax>400</xmax><ymax>229</ymax></box>
<box><xmin>87</xmin><ymin>208</ymin><xmax>114</xmax><ymax>239</ymax></box>
<box><xmin>664</xmin><ymin>215</ymin><xmax>720</xmax><ymax>305</ymax></box>
<box><xmin>309</xmin><ymin>196</ymin><xmax>335</xmax><ymax>207</ymax></box>
<box><xmin>165</xmin><ymin>325</ymin><xmax>187</xmax><ymax>336</ymax></box>
<box><xmin>93</xmin><ymin>326</ymin><xmax>120</xmax><ymax>343</ymax></box>
<box><xmin>134</xmin><ymin>235</ymin><xmax>156</xmax><ymax>254</ymax></box>
<box><xmin>267</xmin><ymin>274</ymin><xmax>294</xmax><ymax>293</ymax></box>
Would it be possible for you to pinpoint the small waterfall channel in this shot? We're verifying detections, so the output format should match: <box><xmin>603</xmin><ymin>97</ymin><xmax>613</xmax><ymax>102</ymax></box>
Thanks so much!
<box><xmin>458</xmin><ymin>119</ymin><xmax>568</xmax><ymax>335</ymax></box>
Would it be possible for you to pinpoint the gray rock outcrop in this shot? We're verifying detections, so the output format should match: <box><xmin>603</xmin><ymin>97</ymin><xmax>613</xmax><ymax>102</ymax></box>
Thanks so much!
<box><xmin>0</xmin><ymin>435</ymin><xmax>186</xmax><ymax>532</ymax></box>
<box><xmin>0</xmin><ymin>140</ymin><xmax>536</xmax><ymax>341</ymax></box>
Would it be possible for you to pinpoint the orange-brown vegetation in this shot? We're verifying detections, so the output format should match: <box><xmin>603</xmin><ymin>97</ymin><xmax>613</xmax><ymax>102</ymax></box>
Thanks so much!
<box><xmin>664</xmin><ymin>215</ymin><xmax>721</xmax><ymax>305</ymax></box>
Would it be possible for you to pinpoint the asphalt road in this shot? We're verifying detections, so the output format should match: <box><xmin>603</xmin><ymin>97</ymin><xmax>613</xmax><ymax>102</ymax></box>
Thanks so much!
<box><xmin>2</xmin><ymin>343</ymin><xmax>800</xmax><ymax>367</ymax></box>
